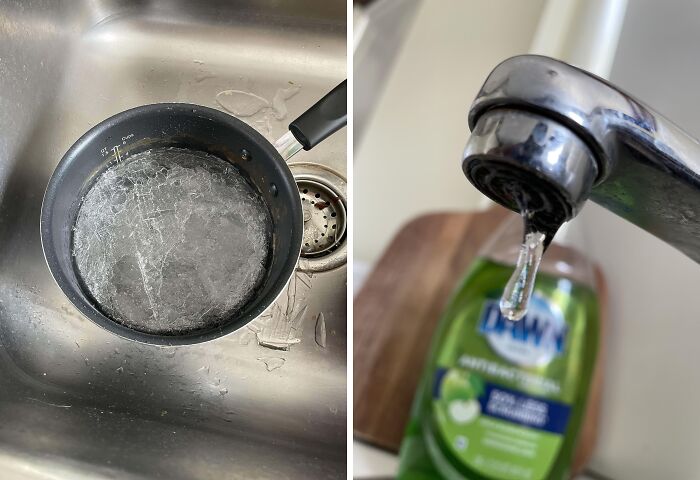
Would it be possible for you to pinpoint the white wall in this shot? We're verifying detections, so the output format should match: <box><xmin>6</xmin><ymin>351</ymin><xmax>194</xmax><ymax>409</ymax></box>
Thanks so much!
<box><xmin>581</xmin><ymin>1</ymin><xmax>700</xmax><ymax>477</ymax></box>
<box><xmin>354</xmin><ymin>0</ymin><xmax>546</xmax><ymax>264</ymax></box>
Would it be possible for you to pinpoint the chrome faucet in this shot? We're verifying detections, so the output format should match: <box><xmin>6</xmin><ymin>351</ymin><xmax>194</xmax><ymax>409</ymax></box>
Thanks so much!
<box><xmin>463</xmin><ymin>55</ymin><xmax>700</xmax><ymax>262</ymax></box>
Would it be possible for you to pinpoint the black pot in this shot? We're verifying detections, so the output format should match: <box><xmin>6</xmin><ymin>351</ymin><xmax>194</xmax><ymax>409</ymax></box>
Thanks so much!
<box><xmin>41</xmin><ymin>81</ymin><xmax>346</xmax><ymax>345</ymax></box>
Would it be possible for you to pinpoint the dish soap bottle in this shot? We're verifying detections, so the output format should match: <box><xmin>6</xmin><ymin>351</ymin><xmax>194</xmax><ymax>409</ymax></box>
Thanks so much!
<box><xmin>397</xmin><ymin>214</ymin><xmax>601</xmax><ymax>480</ymax></box>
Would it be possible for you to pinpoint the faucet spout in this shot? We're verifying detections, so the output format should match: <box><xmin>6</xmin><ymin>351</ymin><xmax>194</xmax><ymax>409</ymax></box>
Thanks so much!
<box><xmin>463</xmin><ymin>55</ymin><xmax>700</xmax><ymax>263</ymax></box>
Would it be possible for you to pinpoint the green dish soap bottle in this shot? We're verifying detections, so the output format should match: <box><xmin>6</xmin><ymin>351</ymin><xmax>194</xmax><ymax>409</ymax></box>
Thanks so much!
<box><xmin>397</xmin><ymin>214</ymin><xmax>600</xmax><ymax>480</ymax></box>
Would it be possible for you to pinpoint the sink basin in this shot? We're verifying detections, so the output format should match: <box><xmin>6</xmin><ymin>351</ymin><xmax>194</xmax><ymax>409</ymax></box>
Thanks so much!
<box><xmin>0</xmin><ymin>1</ymin><xmax>346</xmax><ymax>478</ymax></box>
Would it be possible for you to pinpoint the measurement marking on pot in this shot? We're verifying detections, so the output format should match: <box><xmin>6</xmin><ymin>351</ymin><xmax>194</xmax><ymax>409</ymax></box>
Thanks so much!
<box><xmin>111</xmin><ymin>145</ymin><xmax>122</xmax><ymax>162</ymax></box>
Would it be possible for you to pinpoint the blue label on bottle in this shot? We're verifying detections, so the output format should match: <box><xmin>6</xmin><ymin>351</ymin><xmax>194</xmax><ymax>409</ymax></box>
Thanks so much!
<box><xmin>433</xmin><ymin>368</ymin><xmax>571</xmax><ymax>434</ymax></box>
<box><xmin>477</xmin><ymin>382</ymin><xmax>571</xmax><ymax>435</ymax></box>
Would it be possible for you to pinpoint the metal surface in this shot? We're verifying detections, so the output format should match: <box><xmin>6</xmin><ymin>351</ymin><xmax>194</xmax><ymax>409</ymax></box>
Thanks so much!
<box><xmin>274</xmin><ymin>130</ymin><xmax>304</xmax><ymax>161</ymax></box>
<box><xmin>463</xmin><ymin>55</ymin><xmax>700</xmax><ymax>263</ymax></box>
<box><xmin>464</xmin><ymin>109</ymin><xmax>598</xmax><ymax>237</ymax></box>
<box><xmin>292</xmin><ymin>163</ymin><xmax>348</xmax><ymax>273</ymax></box>
<box><xmin>0</xmin><ymin>1</ymin><xmax>346</xmax><ymax>479</ymax></box>
<box><xmin>298</xmin><ymin>179</ymin><xmax>346</xmax><ymax>257</ymax></box>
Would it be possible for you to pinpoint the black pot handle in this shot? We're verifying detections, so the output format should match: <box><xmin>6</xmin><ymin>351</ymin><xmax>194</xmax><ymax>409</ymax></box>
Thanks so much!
<box><xmin>289</xmin><ymin>80</ymin><xmax>347</xmax><ymax>150</ymax></box>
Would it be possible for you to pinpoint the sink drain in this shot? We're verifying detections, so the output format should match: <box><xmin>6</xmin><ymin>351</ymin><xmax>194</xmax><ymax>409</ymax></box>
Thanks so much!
<box><xmin>298</xmin><ymin>179</ymin><xmax>346</xmax><ymax>257</ymax></box>
<box><xmin>290</xmin><ymin>163</ymin><xmax>347</xmax><ymax>272</ymax></box>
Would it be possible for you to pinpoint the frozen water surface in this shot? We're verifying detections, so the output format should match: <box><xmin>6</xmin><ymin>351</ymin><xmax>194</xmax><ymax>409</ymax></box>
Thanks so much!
<box><xmin>73</xmin><ymin>147</ymin><xmax>272</xmax><ymax>335</ymax></box>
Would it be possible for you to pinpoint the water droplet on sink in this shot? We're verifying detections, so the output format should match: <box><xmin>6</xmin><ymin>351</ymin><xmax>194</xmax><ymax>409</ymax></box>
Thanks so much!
<box><xmin>216</xmin><ymin>90</ymin><xmax>269</xmax><ymax>117</ymax></box>
<box><xmin>315</xmin><ymin>312</ymin><xmax>327</xmax><ymax>348</ymax></box>
<box><xmin>219</xmin><ymin>387</ymin><xmax>228</xmax><ymax>396</ymax></box>
<box><xmin>271</xmin><ymin>84</ymin><xmax>301</xmax><ymax>120</ymax></box>
<box><xmin>194</xmin><ymin>73</ymin><xmax>215</xmax><ymax>83</ymax></box>
<box><xmin>257</xmin><ymin>356</ymin><xmax>285</xmax><ymax>372</ymax></box>
<box><xmin>116</xmin><ymin>366</ymin><xmax>124</xmax><ymax>374</ymax></box>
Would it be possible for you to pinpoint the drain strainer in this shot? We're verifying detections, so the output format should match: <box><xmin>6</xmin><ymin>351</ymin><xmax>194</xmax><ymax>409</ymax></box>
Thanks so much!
<box><xmin>290</xmin><ymin>163</ymin><xmax>347</xmax><ymax>273</ymax></box>
<box><xmin>298</xmin><ymin>179</ymin><xmax>346</xmax><ymax>257</ymax></box>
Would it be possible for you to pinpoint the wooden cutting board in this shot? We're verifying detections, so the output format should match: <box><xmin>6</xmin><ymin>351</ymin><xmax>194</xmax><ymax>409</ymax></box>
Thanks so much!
<box><xmin>353</xmin><ymin>209</ymin><xmax>606</xmax><ymax>474</ymax></box>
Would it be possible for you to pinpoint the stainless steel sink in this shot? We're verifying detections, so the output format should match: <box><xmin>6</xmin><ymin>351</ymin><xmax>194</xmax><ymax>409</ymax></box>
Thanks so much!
<box><xmin>0</xmin><ymin>1</ymin><xmax>346</xmax><ymax>478</ymax></box>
